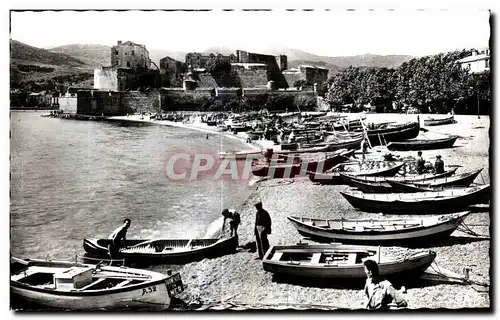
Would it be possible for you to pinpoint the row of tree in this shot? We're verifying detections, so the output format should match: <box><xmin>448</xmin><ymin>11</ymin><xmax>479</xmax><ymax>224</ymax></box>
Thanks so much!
<box><xmin>325</xmin><ymin>49</ymin><xmax>491</xmax><ymax>114</ymax></box>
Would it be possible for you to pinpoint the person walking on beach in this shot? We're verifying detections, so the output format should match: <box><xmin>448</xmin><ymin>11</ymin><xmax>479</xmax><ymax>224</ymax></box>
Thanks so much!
<box><xmin>415</xmin><ymin>151</ymin><xmax>425</xmax><ymax>174</ymax></box>
<box><xmin>221</xmin><ymin>208</ymin><xmax>241</xmax><ymax>237</ymax></box>
<box><xmin>107</xmin><ymin>218</ymin><xmax>131</xmax><ymax>265</ymax></box>
<box><xmin>434</xmin><ymin>155</ymin><xmax>445</xmax><ymax>174</ymax></box>
<box><xmin>363</xmin><ymin>259</ymin><xmax>408</xmax><ymax>310</ymax></box>
<box><xmin>254</xmin><ymin>202</ymin><xmax>272</xmax><ymax>260</ymax></box>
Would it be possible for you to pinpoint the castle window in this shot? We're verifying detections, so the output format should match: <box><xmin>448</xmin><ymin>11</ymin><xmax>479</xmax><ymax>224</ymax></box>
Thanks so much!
<box><xmin>127</xmin><ymin>62</ymin><xmax>131</xmax><ymax>67</ymax></box>
<box><xmin>116</xmin><ymin>61</ymin><xmax>119</xmax><ymax>66</ymax></box>
<box><xmin>132</xmin><ymin>51</ymin><xmax>135</xmax><ymax>56</ymax></box>
<box><xmin>115</xmin><ymin>51</ymin><xmax>118</xmax><ymax>55</ymax></box>
<box><xmin>485</xmin><ymin>59</ymin><xmax>489</xmax><ymax>68</ymax></box>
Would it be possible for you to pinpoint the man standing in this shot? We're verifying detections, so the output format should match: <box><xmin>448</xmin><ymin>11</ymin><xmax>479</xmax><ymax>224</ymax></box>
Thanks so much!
<box><xmin>254</xmin><ymin>202</ymin><xmax>272</xmax><ymax>260</ymax></box>
<box><xmin>415</xmin><ymin>151</ymin><xmax>425</xmax><ymax>174</ymax></box>
<box><xmin>108</xmin><ymin>218</ymin><xmax>131</xmax><ymax>264</ymax></box>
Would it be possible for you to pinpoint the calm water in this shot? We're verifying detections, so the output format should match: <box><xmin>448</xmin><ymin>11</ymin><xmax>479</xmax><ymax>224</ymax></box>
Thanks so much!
<box><xmin>10</xmin><ymin>111</ymin><xmax>252</xmax><ymax>260</ymax></box>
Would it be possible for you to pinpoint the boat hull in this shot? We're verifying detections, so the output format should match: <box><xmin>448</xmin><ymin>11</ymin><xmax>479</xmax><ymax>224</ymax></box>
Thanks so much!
<box><xmin>387</xmin><ymin>136</ymin><xmax>458</xmax><ymax>151</ymax></box>
<box><xmin>287</xmin><ymin>212</ymin><xmax>470</xmax><ymax>245</ymax></box>
<box><xmin>424</xmin><ymin>116</ymin><xmax>455</xmax><ymax>126</ymax></box>
<box><xmin>83</xmin><ymin>237</ymin><xmax>238</xmax><ymax>264</ymax></box>
<box><xmin>340</xmin><ymin>185</ymin><xmax>490</xmax><ymax>214</ymax></box>
<box><xmin>263</xmin><ymin>245</ymin><xmax>436</xmax><ymax>280</ymax></box>
<box><xmin>252</xmin><ymin>154</ymin><xmax>347</xmax><ymax>178</ymax></box>
<box><xmin>366</xmin><ymin>121</ymin><xmax>420</xmax><ymax>146</ymax></box>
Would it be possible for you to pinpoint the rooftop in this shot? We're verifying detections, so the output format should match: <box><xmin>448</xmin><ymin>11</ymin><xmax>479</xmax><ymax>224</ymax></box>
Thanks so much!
<box><xmin>458</xmin><ymin>53</ymin><xmax>490</xmax><ymax>63</ymax></box>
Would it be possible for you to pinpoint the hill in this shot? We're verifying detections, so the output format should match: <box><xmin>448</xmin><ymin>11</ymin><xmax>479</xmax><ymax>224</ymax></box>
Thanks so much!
<box><xmin>10</xmin><ymin>40</ymin><xmax>88</xmax><ymax>67</ymax></box>
<box><xmin>49</xmin><ymin>44</ymin><xmax>111</xmax><ymax>67</ymax></box>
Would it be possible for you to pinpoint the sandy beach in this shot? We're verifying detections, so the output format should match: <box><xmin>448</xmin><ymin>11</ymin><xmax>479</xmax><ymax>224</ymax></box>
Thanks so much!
<box><xmin>108</xmin><ymin>113</ymin><xmax>490</xmax><ymax>310</ymax></box>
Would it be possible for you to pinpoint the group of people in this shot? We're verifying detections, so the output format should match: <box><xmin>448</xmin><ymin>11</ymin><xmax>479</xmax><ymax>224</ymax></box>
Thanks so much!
<box><xmin>106</xmin><ymin>201</ymin><xmax>406</xmax><ymax>310</ymax></box>
<box><xmin>415</xmin><ymin>151</ymin><xmax>445</xmax><ymax>174</ymax></box>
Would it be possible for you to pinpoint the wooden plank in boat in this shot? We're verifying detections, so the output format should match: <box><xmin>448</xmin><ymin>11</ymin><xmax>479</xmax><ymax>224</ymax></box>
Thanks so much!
<box><xmin>115</xmin><ymin>279</ymin><xmax>133</xmax><ymax>288</ymax></box>
<box><xmin>311</xmin><ymin>253</ymin><xmax>322</xmax><ymax>264</ymax></box>
<box><xmin>272</xmin><ymin>252</ymin><xmax>283</xmax><ymax>261</ymax></box>
<box><xmin>79</xmin><ymin>278</ymin><xmax>106</xmax><ymax>290</ymax></box>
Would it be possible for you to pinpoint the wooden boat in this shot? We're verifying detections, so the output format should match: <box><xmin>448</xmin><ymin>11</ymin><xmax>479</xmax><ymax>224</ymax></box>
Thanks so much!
<box><xmin>219</xmin><ymin>149</ymin><xmax>264</xmax><ymax>160</ymax></box>
<box><xmin>424</xmin><ymin>115</ymin><xmax>455</xmax><ymax>126</ymax></box>
<box><xmin>83</xmin><ymin>236</ymin><xmax>238</xmax><ymax>264</ymax></box>
<box><xmin>340</xmin><ymin>184</ymin><xmax>490</xmax><ymax>214</ymax></box>
<box><xmin>252</xmin><ymin>154</ymin><xmax>348</xmax><ymax>178</ymax></box>
<box><xmin>300</xmin><ymin>136</ymin><xmax>363</xmax><ymax>151</ymax></box>
<box><xmin>346</xmin><ymin>167</ymin><xmax>458</xmax><ymax>183</ymax></box>
<box><xmin>309</xmin><ymin>162</ymin><xmax>405</xmax><ymax>185</ymax></box>
<box><xmin>10</xmin><ymin>256</ymin><xmax>183</xmax><ymax>310</ymax></box>
<box><xmin>262</xmin><ymin>243</ymin><xmax>436</xmax><ymax>280</ymax></box>
<box><xmin>365</xmin><ymin>121</ymin><xmax>420</xmax><ymax>146</ymax></box>
<box><xmin>287</xmin><ymin>211</ymin><xmax>471</xmax><ymax>245</ymax></box>
<box><xmin>386</xmin><ymin>135</ymin><xmax>459</xmax><ymax>151</ymax></box>
<box><xmin>386</xmin><ymin>169</ymin><xmax>484</xmax><ymax>192</ymax></box>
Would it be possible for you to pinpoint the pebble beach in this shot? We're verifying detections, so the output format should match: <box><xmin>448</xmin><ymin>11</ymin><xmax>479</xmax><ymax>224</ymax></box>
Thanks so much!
<box><xmin>107</xmin><ymin>113</ymin><xmax>491</xmax><ymax>310</ymax></box>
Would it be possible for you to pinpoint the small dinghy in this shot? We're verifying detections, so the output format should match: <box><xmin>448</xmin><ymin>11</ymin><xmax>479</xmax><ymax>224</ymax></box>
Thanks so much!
<box><xmin>10</xmin><ymin>256</ymin><xmax>183</xmax><ymax>310</ymax></box>
<box><xmin>262</xmin><ymin>243</ymin><xmax>436</xmax><ymax>280</ymax></box>
<box><xmin>83</xmin><ymin>236</ymin><xmax>238</xmax><ymax>265</ymax></box>
<box><xmin>340</xmin><ymin>185</ymin><xmax>490</xmax><ymax>214</ymax></box>
<box><xmin>287</xmin><ymin>211</ymin><xmax>471</xmax><ymax>245</ymax></box>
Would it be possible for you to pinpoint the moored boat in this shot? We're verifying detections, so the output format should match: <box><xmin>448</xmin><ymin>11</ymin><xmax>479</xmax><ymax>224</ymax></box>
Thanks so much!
<box><xmin>309</xmin><ymin>162</ymin><xmax>405</xmax><ymax>185</ymax></box>
<box><xmin>219</xmin><ymin>149</ymin><xmax>263</xmax><ymax>160</ymax></box>
<box><xmin>262</xmin><ymin>243</ymin><xmax>436</xmax><ymax>280</ymax></box>
<box><xmin>424</xmin><ymin>115</ymin><xmax>455</xmax><ymax>126</ymax></box>
<box><xmin>386</xmin><ymin>135</ymin><xmax>459</xmax><ymax>151</ymax></box>
<box><xmin>365</xmin><ymin>121</ymin><xmax>420</xmax><ymax>146</ymax></box>
<box><xmin>83</xmin><ymin>236</ymin><xmax>238</xmax><ymax>264</ymax></box>
<box><xmin>287</xmin><ymin>211</ymin><xmax>471</xmax><ymax>245</ymax></box>
<box><xmin>10</xmin><ymin>256</ymin><xmax>183</xmax><ymax>310</ymax></box>
<box><xmin>340</xmin><ymin>184</ymin><xmax>490</xmax><ymax>214</ymax></box>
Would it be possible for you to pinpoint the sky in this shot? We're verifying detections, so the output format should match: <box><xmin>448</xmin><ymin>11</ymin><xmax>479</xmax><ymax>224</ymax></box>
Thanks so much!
<box><xmin>9</xmin><ymin>9</ymin><xmax>490</xmax><ymax>57</ymax></box>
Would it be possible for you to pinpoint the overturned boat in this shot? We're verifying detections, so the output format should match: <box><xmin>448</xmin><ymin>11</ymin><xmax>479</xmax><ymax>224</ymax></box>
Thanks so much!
<box><xmin>10</xmin><ymin>256</ymin><xmax>183</xmax><ymax>310</ymax></box>
<box><xmin>287</xmin><ymin>211</ymin><xmax>471</xmax><ymax>245</ymax></box>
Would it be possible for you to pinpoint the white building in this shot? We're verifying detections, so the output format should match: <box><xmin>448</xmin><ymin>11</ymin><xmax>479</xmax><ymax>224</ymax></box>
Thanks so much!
<box><xmin>457</xmin><ymin>49</ymin><xmax>490</xmax><ymax>74</ymax></box>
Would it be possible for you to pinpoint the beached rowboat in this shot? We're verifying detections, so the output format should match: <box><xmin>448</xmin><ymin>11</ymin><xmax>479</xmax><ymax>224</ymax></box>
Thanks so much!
<box><xmin>386</xmin><ymin>135</ymin><xmax>459</xmax><ymax>151</ymax></box>
<box><xmin>345</xmin><ymin>167</ymin><xmax>458</xmax><ymax>183</ymax></box>
<box><xmin>308</xmin><ymin>162</ymin><xmax>405</xmax><ymax>185</ymax></box>
<box><xmin>262</xmin><ymin>243</ymin><xmax>436</xmax><ymax>280</ymax></box>
<box><xmin>83</xmin><ymin>236</ymin><xmax>238</xmax><ymax>264</ymax></box>
<box><xmin>424</xmin><ymin>115</ymin><xmax>455</xmax><ymax>126</ymax></box>
<box><xmin>340</xmin><ymin>185</ymin><xmax>490</xmax><ymax>214</ymax></box>
<box><xmin>10</xmin><ymin>257</ymin><xmax>183</xmax><ymax>310</ymax></box>
<box><xmin>287</xmin><ymin>211</ymin><xmax>471</xmax><ymax>245</ymax></box>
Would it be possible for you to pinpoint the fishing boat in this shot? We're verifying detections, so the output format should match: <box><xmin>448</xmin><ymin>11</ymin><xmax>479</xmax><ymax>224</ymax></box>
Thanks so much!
<box><xmin>424</xmin><ymin>115</ymin><xmax>455</xmax><ymax>126</ymax></box>
<box><xmin>340</xmin><ymin>184</ymin><xmax>490</xmax><ymax>214</ymax></box>
<box><xmin>262</xmin><ymin>243</ymin><xmax>436</xmax><ymax>280</ymax></box>
<box><xmin>308</xmin><ymin>162</ymin><xmax>405</xmax><ymax>185</ymax></box>
<box><xmin>287</xmin><ymin>211</ymin><xmax>471</xmax><ymax>245</ymax></box>
<box><xmin>345</xmin><ymin>167</ymin><xmax>458</xmax><ymax>183</ymax></box>
<box><xmin>10</xmin><ymin>256</ymin><xmax>183</xmax><ymax>310</ymax></box>
<box><xmin>386</xmin><ymin>135</ymin><xmax>459</xmax><ymax>151</ymax></box>
<box><xmin>301</xmin><ymin>136</ymin><xmax>363</xmax><ymax>151</ymax></box>
<box><xmin>365</xmin><ymin>121</ymin><xmax>420</xmax><ymax>146</ymax></box>
<box><xmin>251</xmin><ymin>153</ymin><xmax>348</xmax><ymax>178</ymax></box>
<box><xmin>83</xmin><ymin>236</ymin><xmax>238</xmax><ymax>264</ymax></box>
<box><xmin>386</xmin><ymin>169</ymin><xmax>484</xmax><ymax>192</ymax></box>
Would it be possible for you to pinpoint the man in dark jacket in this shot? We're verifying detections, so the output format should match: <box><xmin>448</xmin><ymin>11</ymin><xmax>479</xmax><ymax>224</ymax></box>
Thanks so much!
<box><xmin>254</xmin><ymin>201</ymin><xmax>272</xmax><ymax>259</ymax></box>
<box><xmin>108</xmin><ymin>218</ymin><xmax>131</xmax><ymax>264</ymax></box>
<box><xmin>434</xmin><ymin>155</ymin><xmax>445</xmax><ymax>174</ymax></box>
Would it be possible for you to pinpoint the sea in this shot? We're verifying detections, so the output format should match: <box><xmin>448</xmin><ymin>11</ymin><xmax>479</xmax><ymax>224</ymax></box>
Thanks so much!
<box><xmin>10</xmin><ymin>111</ymin><xmax>253</xmax><ymax>261</ymax></box>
